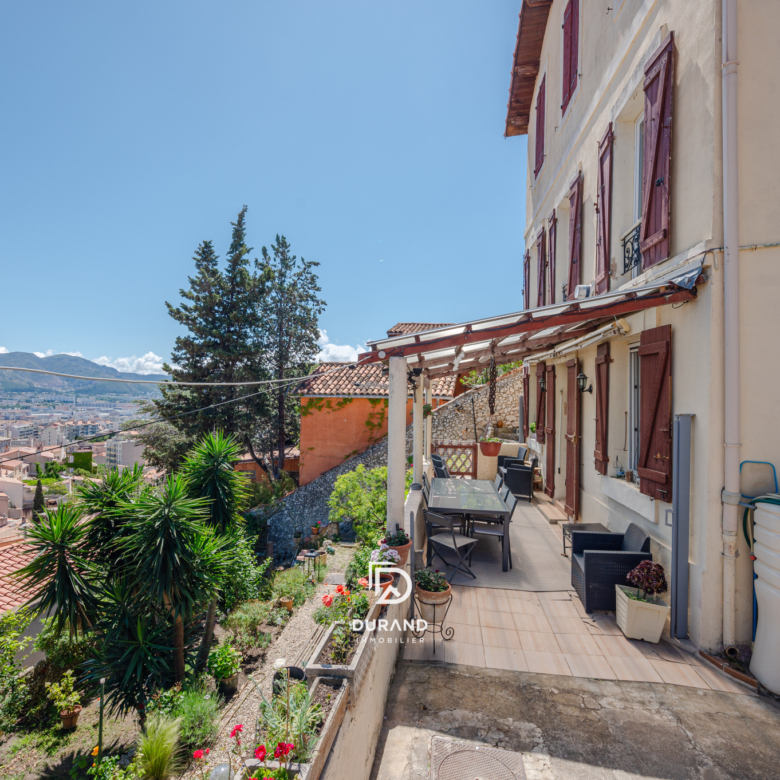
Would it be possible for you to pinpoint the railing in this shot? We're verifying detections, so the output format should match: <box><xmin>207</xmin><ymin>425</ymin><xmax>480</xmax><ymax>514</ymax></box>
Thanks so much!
<box><xmin>621</xmin><ymin>220</ymin><xmax>642</xmax><ymax>275</ymax></box>
<box><xmin>431</xmin><ymin>440</ymin><xmax>477</xmax><ymax>478</ymax></box>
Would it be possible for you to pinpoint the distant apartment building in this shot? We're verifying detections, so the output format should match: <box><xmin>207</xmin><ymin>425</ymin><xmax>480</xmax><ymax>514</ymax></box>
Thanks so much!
<box><xmin>63</xmin><ymin>421</ymin><xmax>102</xmax><ymax>440</ymax></box>
<box><xmin>39</xmin><ymin>423</ymin><xmax>66</xmax><ymax>447</ymax></box>
<box><xmin>106</xmin><ymin>438</ymin><xmax>145</xmax><ymax>469</ymax></box>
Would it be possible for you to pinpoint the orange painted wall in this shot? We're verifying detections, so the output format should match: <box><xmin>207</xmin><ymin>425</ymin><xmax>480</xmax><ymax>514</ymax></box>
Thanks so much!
<box><xmin>298</xmin><ymin>396</ymin><xmax>447</xmax><ymax>486</ymax></box>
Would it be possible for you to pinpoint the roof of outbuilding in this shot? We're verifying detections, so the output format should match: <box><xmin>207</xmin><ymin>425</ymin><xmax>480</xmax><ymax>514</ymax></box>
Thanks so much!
<box><xmin>0</xmin><ymin>542</ymin><xmax>35</xmax><ymax>613</ymax></box>
<box><xmin>386</xmin><ymin>323</ymin><xmax>456</xmax><ymax>337</ymax></box>
<box><xmin>296</xmin><ymin>362</ymin><xmax>456</xmax><ymax>398</ymax></box>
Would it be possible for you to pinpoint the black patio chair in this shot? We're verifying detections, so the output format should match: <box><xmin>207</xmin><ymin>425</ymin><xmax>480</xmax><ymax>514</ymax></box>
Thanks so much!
<box><xmin>493</xmin><ymin>473</ymin><xmax>503</xmax><ymax>491</ymax></box>
<box><xmin>424</xmin><ymin>510</ymin><xmax>478</xmax><ymax>582</ymax></box>
<box><xmin>498</xmin><ymin>446</ymin><xmax>528</xmax><ymax>470</ymax></box>
<box><xmin>571</xmin><ymin>523</ymin><xmax>652</xmax><ymax>613</ymax></box>
<box><xmin>471</xmin><ymin>493</ymin><xmax>517</xmax><ymax>569</ymax></box>
<box><xmin>501</xmin><ymin>463</ymin><xmax>533</xmax><ymax>502</ymax></box>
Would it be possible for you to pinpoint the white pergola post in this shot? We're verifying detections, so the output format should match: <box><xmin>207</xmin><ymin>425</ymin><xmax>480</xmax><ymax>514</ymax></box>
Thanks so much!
<box><xmin>424</xmin><ymin>376</ymin><xmax>432</xmax><ymax>460</ymax></box>
<box><xmin>412</xmin><ymin>372</ymin><xmax>424</xmax><ymax>485</ymax></box>
<box><xmin>387</xmin><ymin>356</ymin><xmax>408</xmax><ymax>533</ymax></box>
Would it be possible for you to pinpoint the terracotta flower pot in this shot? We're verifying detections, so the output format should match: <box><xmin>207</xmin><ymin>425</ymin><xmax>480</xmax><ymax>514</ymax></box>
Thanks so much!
<box><xmin>59</xmin><ymin>705</ymin><xmax>82</xmax><ymax>729</ymax></box>
<box><xmin>415</xmin><ymin>582</ymin><xmax>452</xmax><ymax>624</ymax></box>
<box><xmin>280</xmin><ymin>597</ymin><xmax>294</xmax><ymax>613</ymax></box>
<box><xmin>217</xmin><ymin>672</ymin><xmax>239</xmax><ymax>696</ymax></box>
<box><xmin>361</xmin><ymin>573</ymin><xmax>394</xmax><ymax>593</ymax></box>
<box><xmin>479</xmin><ymin>441</ymin><xmax>501</xmax><ymax>457</ymax></box>
<box><xmin>381</xmin><ymin>538</ymin><xmax>412</xmax><ymax>568</ymax></box>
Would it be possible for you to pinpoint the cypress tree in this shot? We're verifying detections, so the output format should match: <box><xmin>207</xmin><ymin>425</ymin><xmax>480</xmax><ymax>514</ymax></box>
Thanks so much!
<box><xmin>33</xmin><ymin>479</ymin><xmax>45</xmax><ymax>520</ymax></box>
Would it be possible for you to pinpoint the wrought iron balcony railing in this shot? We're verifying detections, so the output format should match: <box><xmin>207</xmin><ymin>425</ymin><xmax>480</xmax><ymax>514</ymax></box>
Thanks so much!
<box><xmin>621</xmin><ymin>220</ymin><xmax>642</xmax><ymax>275</ymax></box>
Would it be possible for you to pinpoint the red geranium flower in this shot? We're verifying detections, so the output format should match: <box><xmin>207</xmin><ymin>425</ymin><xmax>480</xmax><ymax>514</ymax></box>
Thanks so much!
<box><xmin>229</xmin><ymin>724</ymin><xmax>244</xmax><ymax>739</ymax></box>
<box><xmin>336</xmin><ymin>584</ymin><xmax>344</xmax><ymax>594</ymax></box>
<box><xmin>255</xmin><ymin>745</ymin><xmax>267</xmax><ymax>761</ymax></box>
<box><xmin>322</xmin><ymin>594</ymin><xmax>333</xmax><ymax>607</ymax></box>
<box><xmin>193</xmin><ymin>749</ymin><xmax>204</xmax><ymax>760</ymax></box>
<box><xmin>358</xmin><ymin>577</ymin><xmax>369</xmax><ymax>588</ymax></box>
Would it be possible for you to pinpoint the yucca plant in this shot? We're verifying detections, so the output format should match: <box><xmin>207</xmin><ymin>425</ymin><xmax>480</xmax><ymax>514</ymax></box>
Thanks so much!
<box><xmin>136</xmin><ymin>714</ymin><xmax>183</xmax><ymax>780</ymax></box>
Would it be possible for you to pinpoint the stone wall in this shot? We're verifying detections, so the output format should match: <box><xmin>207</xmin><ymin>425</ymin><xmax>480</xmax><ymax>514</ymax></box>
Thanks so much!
<box><xmin>261</xmin><ymin>368</ymin><xmax>524</xmax><ymax>559</ymax></box>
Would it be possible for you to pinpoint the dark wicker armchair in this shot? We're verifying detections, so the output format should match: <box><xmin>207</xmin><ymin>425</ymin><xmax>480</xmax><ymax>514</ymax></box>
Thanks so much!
<box><xmin>500</xmin><ymin>464</ymin><xmax>533</xmax><ymax>502</ymax></box>
<box><xmin>571</xmin><ymin>523</ymin><xmax>652</xmax><ymax>613</ymax></box>
<box><xmin>497</xmin><ymin>446</ymin><xmax>528</xmax><ymax>470</ymax></box>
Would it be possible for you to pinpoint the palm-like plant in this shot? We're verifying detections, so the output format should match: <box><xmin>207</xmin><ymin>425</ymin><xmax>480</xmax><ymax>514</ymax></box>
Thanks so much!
<box><xmin>14</xmin><ymin>504</ymin><xmax>98</xmax><ymax>635</ymax></box>
<box><xmin>182</xmin><ymin>431</ymin><xmax>249</xmax><ymax>669</ymax></box>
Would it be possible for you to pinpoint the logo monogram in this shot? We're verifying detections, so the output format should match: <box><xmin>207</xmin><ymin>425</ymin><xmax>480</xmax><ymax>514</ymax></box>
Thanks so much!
<box><xmin>367</xmin><ymin>561</ymin><xmax>412</xmax><ymax>605</ymax></box>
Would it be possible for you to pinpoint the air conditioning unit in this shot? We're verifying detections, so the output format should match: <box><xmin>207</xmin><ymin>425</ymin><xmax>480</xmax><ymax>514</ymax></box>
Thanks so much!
<box><xmin>574</xmin><ymin>284</ymin><xmax>593</xmax><ymax>299</ymax></box>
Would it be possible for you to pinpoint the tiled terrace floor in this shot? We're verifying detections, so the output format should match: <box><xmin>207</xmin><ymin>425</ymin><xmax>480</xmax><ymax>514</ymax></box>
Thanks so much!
<box><xmin>405</xmin><ymin>586</ymin><xmax>749</xmax><ymax>693</ymax></box>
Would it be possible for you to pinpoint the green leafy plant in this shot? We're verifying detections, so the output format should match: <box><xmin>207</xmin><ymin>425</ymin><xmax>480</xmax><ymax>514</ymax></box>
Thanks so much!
<box><xmin>383</xmin><ymin>528</ymin><xmax>410</xmax><ymax>546</ymax></box>
<box><xmin>422</xmin><ymin>403</ymin><xmax>432</xmax><ymax>418</ymax></box>
<box><xmin>45</xmin><ymin>669</ymin><xmax>80</xmax><ymax>713</ymax></box>
<box><xmin>271</xmin><ymin>566</ymin><xmax>315</xmax><ymax>608</ymax></box>
<box><xmin>257</xmin><ymin>677</ymin><xmax>322</xmax><ymax>763</ymax></box>
<box><xmin>479</xmin><ymin>436</ymin><xmax>502</xmax><ymax>443</ymax></box>
<box><xmin>173</xmin><ymin>687</ymin><xmax>222</xmax><ymax>750</ymax></box>
<box><xmin>220</xmin><ymin>538</ymin><xmax>272</xmax><ymax>613</ymax></box>
<box><xmin>0</xmin><ymin>607</ymin><xmax>34</xmax><ymax>732</ymax></box>
<box><xmin>222</xmin><ymin>600</ymin><xmax>273</xmax><ymax>653</ymax></box>
<box><xmin>135</xmin><ymin>714</ymin><xmax>183</xmax><ymax>780</ymax></box>
<box><xmin>34</xmin><ymin>617</ymin><xmax>97</xmax><ymax>671</ymax></box>
<box><xmin>626</xmin><ymin>561</ymin><xmax>668</xmax><ymax>601</ymax></box>
<box><xmin>414</xmin><ymin>569</ymin><xmax>449</xmax><ymax>593</ymax></box>
<box><xmin>328</xmin><ymin>626</ymin><xmax>354</xmax><ymax>665</ymax></box>
<box><xmin>529</xmin><ymin>422</ymin><xmax>537</xmax><ymax>433</ymax></box>
<box><xmin>145</xmin><ymin>684</ymin><xmax>184</xmax><ymax>717</ymax></box>
<box><xmin>207</xmin><ymin>644</ymin><xmax>241</xmax><ymax>680</ymax></box>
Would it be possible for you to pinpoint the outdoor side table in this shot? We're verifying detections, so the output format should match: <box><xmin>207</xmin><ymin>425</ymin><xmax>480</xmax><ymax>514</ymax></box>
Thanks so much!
<box><xmin>561</xmin><ymin>522</ymin><xmax>611</xmax><ymax>557</ymax></box>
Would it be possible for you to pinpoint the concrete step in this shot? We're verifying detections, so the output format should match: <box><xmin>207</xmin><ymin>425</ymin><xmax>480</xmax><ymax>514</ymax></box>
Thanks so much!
<box><xmin>534</xmin><ymin>493</ymin><xmax>568</xmax><ymax>524</ymax></box>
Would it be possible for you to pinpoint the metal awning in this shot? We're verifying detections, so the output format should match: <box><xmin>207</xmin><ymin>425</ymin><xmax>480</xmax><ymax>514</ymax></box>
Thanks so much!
<box><xmin>361</xmin><ymin>263</ymin><xmax>703</xmax><ymax>377</ymax></box>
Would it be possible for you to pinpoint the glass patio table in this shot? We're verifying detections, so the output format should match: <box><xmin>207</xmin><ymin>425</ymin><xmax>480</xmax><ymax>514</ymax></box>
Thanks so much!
<box><xmin>429</xmin><ymin>478</ymin><xmax>512</xmax><ymax>571</ymax></box>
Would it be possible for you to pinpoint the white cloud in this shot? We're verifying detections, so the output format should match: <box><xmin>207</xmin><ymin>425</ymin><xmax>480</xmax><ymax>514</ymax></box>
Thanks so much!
<box><xmin>316</xmin><ymin>330</ymin><xmax>366</xmax><ymax>363</ymax></box>
<box><xmin>94</xmin><ymin>352</ymin><xmax>166</xmax><ymax>375</ymax></box>
<box><xmin>33</xmin><ymin>350</ymin><xmax>54</xmax><ymax>358</ymax></box>
<box><xmin>0</xmin><ymin>347</ymin><xmax>8</xmax><ymax>354</ymax></box>
<box><xmin>62</xmin><ymin>351</ymin><xmax>84</xmax><ymax>358</ymax></box>
<box><xmin>32</xmin><ymin>349</ymin><xmax>83</xmax><ymax>358</ymax></box>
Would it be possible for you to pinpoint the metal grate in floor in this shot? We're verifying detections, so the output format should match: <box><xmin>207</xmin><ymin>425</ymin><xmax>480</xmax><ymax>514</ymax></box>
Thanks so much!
<box><xmin>430</xmin><ymin>736</ymin><xmax>527</xmax><ymax>780</ymax></box>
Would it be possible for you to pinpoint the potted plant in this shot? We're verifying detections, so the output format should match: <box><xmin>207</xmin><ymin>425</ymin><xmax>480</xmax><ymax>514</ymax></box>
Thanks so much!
<box><xmin>414</xmin><ymin>569</ymin><xmax>451</xmax><ymax>623</ymax></box>
<box><xmin>615</xmin><ymin>561</ymin><xmax>670</xmax><ymax>643</ymax></box>
<box><xmin>423</xmin><ymin>403</ymin><xmax>433</xmax><ymax>418</ymax></box>
<box><xmin>530</xmin><ymin>422</ymin><xmax>537</xmax><ymax>434</ymax></box>
<box><xmin>280</xmin><ymin>596</ymin><xmax>294</xmax><ymax>613</ymax></box>
<box><xmin>362</xmin><ymin>544</ymin><xmax>401</xmax><ymax>593</ymax></box>
<box><xmin>46</xmin><ymin>669</ymin><xmax>82</xmax><ymax>729</ymax></box>
<box><xmin>208</xmin><ymin>643</ymin><xmax>242</xmax><ymax>695</ymax></box>
<box><xmin>381</xmin><ymin>528</ymin><xmax>412</xmax><ymax>567</ymax></box>
<box><xmin>479</xmin><ymin>436</ymin><xmax>502</xmax><ymax>457</ymax></box>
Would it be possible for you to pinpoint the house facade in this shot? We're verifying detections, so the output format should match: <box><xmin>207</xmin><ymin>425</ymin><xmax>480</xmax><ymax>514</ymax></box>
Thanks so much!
<box><xmin>509</xmin><ymin>0</ymin><xmax>778</xmax><ymax>651</ymax></box>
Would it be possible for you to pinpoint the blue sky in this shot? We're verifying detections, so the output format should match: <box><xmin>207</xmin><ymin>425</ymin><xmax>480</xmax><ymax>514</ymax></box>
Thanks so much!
<box><xmin>0</xmin><ymin>1</ymin><xmax>527</xmax><ymax>373</ymax></box>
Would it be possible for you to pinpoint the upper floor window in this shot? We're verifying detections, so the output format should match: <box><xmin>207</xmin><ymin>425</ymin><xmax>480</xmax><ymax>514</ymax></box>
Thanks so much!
<box><xmin>534</xmin><ymin>75</ymin><xmax>546</xmax><ymax>177</ymax></box>
<box><xmin>561</xmin><ymin>0</ymin><xmax>579</xmax><ymax>116</ymax></box>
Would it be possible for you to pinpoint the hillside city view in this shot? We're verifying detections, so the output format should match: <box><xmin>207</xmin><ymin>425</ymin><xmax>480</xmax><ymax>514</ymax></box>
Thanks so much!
<box><xmin>1</xmin><ymin>3</ymin><xmax>778</xmax><ymax>780</ymax></box>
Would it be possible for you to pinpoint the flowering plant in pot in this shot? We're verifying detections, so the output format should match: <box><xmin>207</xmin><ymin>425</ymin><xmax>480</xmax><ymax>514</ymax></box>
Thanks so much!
<box><xmin>615</xmin><ymin>561</ymin><xmax>670</xmax><ymax>643</ymax></box>
<box><xmin>381</xmin><ymin>528</ymin><xmax>412</xmax><ymax>567</ymax></box>
<box><xmin>46</xmin><ymin>669</ymin><xmax>82</xmax><ymax>729</ymax></box>
<box><xmin>423</xmin><ymin>403</ymin><xmax>433</xmax><ymax>418</ymax></box>
<box><xmin>360</xmin><ymin>545</ymin><xmax>401</xmax><ymax>593</ymax></box>
<box><xmin>208</xmin><ymin>643</ymin><xmax>242</xmax><ymax>694</ymax></box>
<box><xmin>414</xmin><ymin>568</ymin><xmax>451</xmax><ymax>623</ymax></box>
<box><xmin>479</xmin><ymin>436</ymin><xmax>502</xmax><ymax>457</ymax></box>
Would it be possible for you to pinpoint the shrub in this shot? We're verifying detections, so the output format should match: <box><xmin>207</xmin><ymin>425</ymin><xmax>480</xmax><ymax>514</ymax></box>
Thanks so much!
<box><xmin>34</xmin><ymin>617</ymin><xmax>97</xmax><ymax>671</ymax></box>
<box><xmin>207</xmin><ymin>644</ymin><xmax>241</xmax><ymax>681</ymax></box>
<box><xmin>220</xmin><ymin>538</ymin><xmax>272</xmax><ymax>612</ymax></box>
<box><xmin>222</xmin><ymin>600</ymin><xmax>272</xmax><ymax>653</ymax></box>
<box><xmin>173</xmin><ymin>688</ymin><xmax>221</xmax><ymax>750</ymax></box>
<box><xmin>145</xmin><ymin>683</ymin><xmax>183</xmax><ymax>717</ymax></box>
<box><xmin>271</xmin><ymin>567</ymin><xmax>314</xmax><ymax>608</ymax></box>
<box><xmin>136</xmin><ymin>714</ymin><xmax>183</xmax><ymax>780</ymax></box>
<box><xmin>328</xmin><ymin>465</ymin><xmax>389</xmax><ymax>538</ymax></box>
<box><xmin>0</xmin><ymin>607</ymin><xmax>34</xmax><ymax>732</ymax></box>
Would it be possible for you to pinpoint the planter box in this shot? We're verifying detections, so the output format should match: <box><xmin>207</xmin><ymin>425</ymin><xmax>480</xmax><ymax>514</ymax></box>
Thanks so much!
<box><xmin>615</xmin><ymin>585</ymin><xmax>670</xmax><ymax>643</ymax></box>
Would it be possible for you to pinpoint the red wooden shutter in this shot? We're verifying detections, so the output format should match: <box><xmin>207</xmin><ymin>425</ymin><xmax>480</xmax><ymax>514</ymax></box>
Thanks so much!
<box><xmin>561</xmin><ymin>1</ymin><xmax>573</xmax><ymax>114</ymax></box>
<box><xmin>536</xmin><ymin>362</ymin><xmax>546</xmax><ymax>443</ymax></box>
<box><xmin>594</xmin><ymin>342</ymin><xmax>611</xmax><ymax>475</ymax></box>
<box><xmin>544</xmin><ymin>363</ymin><xmax>556</xmax><ymax>497</ymax></box>
<box><xmin>536</xmin><ymin>229</ymin><xmax>546</xmax><ymax>308</ymax></box>
<box><xmin>522</xmin><ymin>365</ymin><xmax>530</xmax><ymax>442</ymax></box>
<box><xmin>566</xmin><ymin>172</ymin><xmax>582</xmax><ymax>300</ymax></box>
<box><xmin>595</xmin><ymin>123</ymin><xmax>613</xmax><ymax>295</ymax></box>
<box><xmin>523</xmin><ymin>250</ymin><xmax>531</xmax><ymax>310</ymax></box>
<box><xmin>569</xmin><ymin>0</ymin><xmax>579</xmax><ymax>102</ymax></box>
<box><xmin>640</xmin><ymin>32</ymin><xmax>674</xmax><ymax>269</ymax></box>
<box><xmin>548</xmin><ymin>209</ymin><xmax>557</xmax><ymax>305</ymax></box>
<box><xmin>564</xmin><ymin>358</ymin><xmax>580</xmax><ymax>518</ymax></box>
<box><xmin>638</xmin><ymin>325</ymin><xmax>673</xmax><ymax>500</ymax></box>
<box><xmin>535</xmin><ymin>76</ymin><xmax>546</xmax><ymax>177</ymax></box>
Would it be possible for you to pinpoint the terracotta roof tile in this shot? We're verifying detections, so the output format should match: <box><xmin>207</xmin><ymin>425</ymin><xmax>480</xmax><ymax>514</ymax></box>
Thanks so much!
<box><xmin>0</xmin><ymin>542</ymin><xmax>35</xmax><ymax>613</ymax></box>
<box><xmin>296</xmin><ymin>362</ymin><xmax>456</xmax><ymax>398</ymax></box>
<box><xmin>386</xmin><ymin>322</ymin><xmax>455</xmax><ymax>337</ymax></box>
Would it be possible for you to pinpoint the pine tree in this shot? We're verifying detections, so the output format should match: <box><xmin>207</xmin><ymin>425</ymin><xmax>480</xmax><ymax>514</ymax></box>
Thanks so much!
<box><xmin>153</xmin><ymin>207</ymin><xmax>272</xmax><ymax>471</ymax></box>
<box><xmin>258</xmin><ymin>235</ymin><xmax>326</xmax><ymax>477</ymax></box>
<box><xmin>33</xmin><ymin>480</ymin><xmax>45</xmax><ymax>520</ymax></box>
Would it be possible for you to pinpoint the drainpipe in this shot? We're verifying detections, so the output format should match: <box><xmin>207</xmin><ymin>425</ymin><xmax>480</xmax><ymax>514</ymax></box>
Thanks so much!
<box><xmin>387</xmin><ymin>356</ymin><xmax>408</xmax><ymax>534</ymax></box>
<box><xmin>721</xmin><ymin>0</ymin><xmax>740</xmax><ymax>650</ymax></box>
<box><xmin>412</xmin><ymin>372</ymin><xmax>424</xmax><ymax>486</ymax></box>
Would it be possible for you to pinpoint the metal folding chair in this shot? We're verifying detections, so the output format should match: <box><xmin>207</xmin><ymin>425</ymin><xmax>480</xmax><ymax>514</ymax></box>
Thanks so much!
<box><xmin>424</xmin><ymin>510</ymin><xmax>478</xmax><ymax>581</ymax></box>
<box><xmin>471</xmin><ymin>494</ymin><xmax>517</xmax><ymax>569</ymax></box>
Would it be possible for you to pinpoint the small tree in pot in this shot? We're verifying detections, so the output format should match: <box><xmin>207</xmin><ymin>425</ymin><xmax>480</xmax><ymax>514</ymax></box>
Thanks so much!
<box><xmin>615</xmin><ymin>561</ymin><xmax>670</xmax><ymax>643</ymax></box>
<box><xmin>46</xmin><ymin>669</ymin><xmax>82</xmax><ymax>729</ymax></box>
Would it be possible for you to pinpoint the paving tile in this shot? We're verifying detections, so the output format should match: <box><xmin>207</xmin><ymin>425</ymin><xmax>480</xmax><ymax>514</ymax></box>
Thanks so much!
<box><xmin>607</xmin><ymin>654</ymin><xmax>664</xmax><ymax>683</ymax></box>
<box><xmin>481</xmin><ymin>626</ymin><xmax>521</xmax><ymax>649</ymax></box>
<box><xmin>547</xmin><ymin>616</ymin><xmax>592</xmax><ymax>635</ymax></box>
<box><xmin>538</xmin><ymin>594</ymin><xmax>581</xmax><ymax>619</ymax></box>
<box><xmin>509</xmin><ymin>595</ymin><xmax>548</xmax><ymax>618</ymax></box>
<box><xmin>511</xmin><ymin>612</ymin><xmax>554</xmax><ymax>634</ymax></box>
<box><xmin>404</xmin><ymin>636</ymin><xmax>437</xmax><ymax>662</ymax></box>
<box><xmin>592</xmin><ymin>634</ymin><xmax>645</xmax><ymax>658</ymax></box>
<box><xmin>555</xmin><ymin>632</ymin><xmax>602</xmax><ymax>656</ymax></box>
<box><xmin>447</xmin><ymin>605</ymin><xmax>481</xmax><ymax>626</ymax></box>
<box><xmin>565</xmin><ymin>653</ymin><xmax>617</xmax><ymax>680</ymax></box>
<box><xmin>649</xmin><ymin>660</ymin><xmax>712</xmax><ymax>689</ymax></box>
<box><xmin>586</xmin><ymin>614</ymin><xmax>623</xmax><ymax>636</ymax></box>
<box><xmin>448</xmin><ymin>622</ymin><xmax>483</xmax><ymax>645</ymax></box>
<box><xmin>524</xmin><ymin>650</ymin><xmax>573</xmax><ymax>676</ymax></box>
<box><xmin>484</xmin><ymin>645</ymin><xmax>529</xmax><ymax>673</ymax></box>
<box><xmin>570</xmin><ymin>596</ymin><xmax>591</xmax><ymax>618</ymax></box>
<box><xmin>692</xmin><ymin>664</ymin><xmax>756</xmax><ymax>695</ymax></box>
<box><xmin>628</xmin><ymin>639</ymin><xmax>663</xmax><ymax>659</ymax></box>
<box><xmin>517</xmin><ymin>630</ymin><xmax>562</xmax><ymax>654</ymax></box>
<box><xmin>653</xmin><ymin>641</ymin><xmax>693</xmax><ymax>664</ymax></box>
<box><xmin>452</xmin><ymin>586</ymin><xmax>479</xmax><ymax>610</ymax></box>
<box><xmin>444</xmin><ymin>640</ymin><xmax>486</xmax><ymax>668</ymax></box>
<box><xmin>480</xmin><ymin>610</ymin><xmax>517</xmax><ymax>630</ymax></box>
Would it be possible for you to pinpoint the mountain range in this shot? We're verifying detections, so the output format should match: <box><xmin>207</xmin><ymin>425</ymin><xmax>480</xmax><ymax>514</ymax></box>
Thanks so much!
<box><xmin>0</xmin><ymin>352</ymin><xmax>169</xmax><ymax>397</ymax></box>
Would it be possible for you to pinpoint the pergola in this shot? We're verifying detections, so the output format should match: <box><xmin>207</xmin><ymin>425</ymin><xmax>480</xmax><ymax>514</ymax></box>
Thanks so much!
<box><xmin>358</xmin><ymin>261</ymin><xmax>703</xmax><ymax>532</ymax></box>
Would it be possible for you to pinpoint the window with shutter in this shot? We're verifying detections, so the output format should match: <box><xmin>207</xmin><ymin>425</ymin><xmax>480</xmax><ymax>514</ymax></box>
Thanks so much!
<box><xmin>564</xmin><ymin>357</ymin><xmax>580</xmax><ymax>518</ymax></box>
<box><xmin>535</xmin><ymin>76</ymin><xmax>546</xmax><ymax>177</ymax></box>
<box><xmin>536</xmin><ymin>362</ymin><xmax>546</xmax><ymax>443</ymax></box>
<box><xmin>594</xmin><ymin>342</ymin><xmax>611</xmax><ymax>475</ymax></box>
<box><xmin>522</xmin><ymin>365</ymin><xmax>530</xmax><ymax>442</ymax></box>
<box><xmin>640</xmin><ymin>32</ymin><xmax>674</xmax><ymax>269</ymax></box>
<box><xmin>536</xmin><ymin>228</ymin><xmax>546</xmax><ymax>309</ymax></box>
<box><xmin>561</xmin><ymin>0</ymin><xmax>579</xmax><ymax>116</ymax></box>
<box><xmin>544</xmin><ymin>363</ymin><xmax>556</xmax><ymax>497</ymax></box>
<box><xmin>638</xmin><ymin>325</ymin><xmax>673</xmax><ymax>501</ymax></box>
<box><xmin>595</xmin><ymin>124</ymin><xmax>613</xmax><ymax>295</ymax></box>
<box><xmin>523</xmin><ymin>250</ymin><xmax>531</xmax><ymax>310</ymax></box>
<box><xmin>567</xmin><ymin>172</ymin><xmax>582</xmax><ymax>301</ymax></box>
<box><xmin>548</xmin><ymin>209</ymin><xmax>557</xmax><ymax>305</ymax></box>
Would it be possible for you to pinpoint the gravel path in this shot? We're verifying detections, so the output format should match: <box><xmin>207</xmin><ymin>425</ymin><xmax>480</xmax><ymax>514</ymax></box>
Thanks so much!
<box><xmin>181</xmin><ymin>544</ymin><xmax>353</xmax><ymax>777</ymax></box>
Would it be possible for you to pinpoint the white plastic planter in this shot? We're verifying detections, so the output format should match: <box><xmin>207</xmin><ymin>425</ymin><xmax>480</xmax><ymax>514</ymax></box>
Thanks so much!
<box><xmin>615</xmin><ymin>585</ymin><xmax>670</xmax><ymax>643</ymax></box>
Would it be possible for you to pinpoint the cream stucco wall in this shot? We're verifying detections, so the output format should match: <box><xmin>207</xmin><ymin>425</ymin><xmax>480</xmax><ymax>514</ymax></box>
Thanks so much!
<box><xmin>518</xmin><ymin>0</ymin><xmax>780</xmax><ymax>651</ymax></box>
